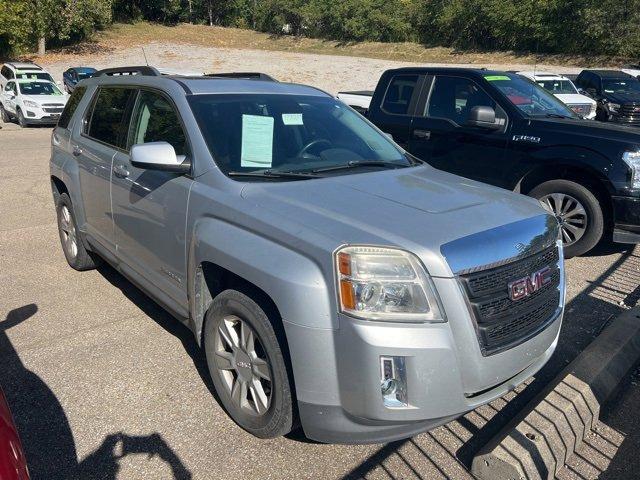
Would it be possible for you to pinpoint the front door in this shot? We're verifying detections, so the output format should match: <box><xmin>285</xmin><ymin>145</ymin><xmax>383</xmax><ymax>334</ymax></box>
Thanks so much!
<box><xmin>3</xmin><ymin>82</ymin><xmax>17</xmax><ymax>115</ymax></box>
<box><xmin>408</xmin><ymin>75</ymin><xmax>512</xmax><ymax>188</ymax></box>
<box><xmin>110</xmin><ymin>89</ymin><xmax>193</xmax><ymax>309</ymax></box>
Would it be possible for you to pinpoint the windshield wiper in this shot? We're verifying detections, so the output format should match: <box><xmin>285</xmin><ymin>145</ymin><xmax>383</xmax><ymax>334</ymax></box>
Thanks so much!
<box><xmin>310</xmin><ymin>160</ymin><xmax>407</xmax><ymax>174</ymax></box>
<box><xmin>541</xmin><ymin>113</ymin><xmax>574</xmax><ymax>120</ymax></box>
<box><xmin>227</xmin><ymin>169</ymin><xmax>320</xmax><ymax>179</ymax></box>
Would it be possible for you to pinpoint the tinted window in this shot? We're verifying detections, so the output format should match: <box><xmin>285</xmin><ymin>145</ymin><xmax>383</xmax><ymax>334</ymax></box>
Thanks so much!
<box><xmin>189</xmin><ymin>94</ymin><xmax>408</xmax><ymax>178</ymax></box>
<box><xmin>59</xmin><ymin>86</ymin><xmax>86</xmax><ymax>129</ymax></box>
<box><xmin>382</xmin><ymin>75</ymin><xmax>419</xmax><ymax>115</ymax></box>
<box><xmin>537</xmin><ymin>80</ymin><xmax>577</xmax><ymax>94</ymax></box>
<box><xmin>602</xmin><ymin>78</ymin><xmax>640</xmax><ymax>94</ymax></box>
<box><xmin>86</xmin><ymin>87</ymin><xmax>136</xmax><ymax>149</ymax></box>
<box><xmin>1</xmin><ymin>66</ymin><xmax>13</xmax><ymax>79</ymax></box>
<box><xmin>129</xmin><ymin>90</ymin><xmax>187</xmax><ymax>155</ymax></box>
<box><xmin>426</xmin><ymin>76</ymin><xmax>498</xmax><ymax>124</ymax></box>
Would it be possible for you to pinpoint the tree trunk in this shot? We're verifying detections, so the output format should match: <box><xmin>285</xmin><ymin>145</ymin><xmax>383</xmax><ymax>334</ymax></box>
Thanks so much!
<box><xmin>188</xmin><ymin>0</ymin><xmax>193</xmax><ymax>23</ymax></box>
<box><xmin>37</xmin><ymin>36</ymin><xmax>46</xmax><ymax>56</ymax></box>
<box><xmin>208</xmin><ymin>0</ymin><xmax>213</xmax><ymax>26</ymax></box>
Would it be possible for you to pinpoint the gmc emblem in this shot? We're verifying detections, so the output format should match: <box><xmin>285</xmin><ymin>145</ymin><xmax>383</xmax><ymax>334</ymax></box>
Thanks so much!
<box><xmin>508</xmin><ymin>267</ymin><xmax>552</xmax><ymax>301</ymax></box>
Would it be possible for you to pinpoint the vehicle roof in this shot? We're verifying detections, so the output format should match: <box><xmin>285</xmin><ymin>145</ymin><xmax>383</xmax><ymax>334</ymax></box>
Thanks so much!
<box><xmin>71</xmin><ymin>67</ymin><xmax>97</xmax><ymax>72</ymax></box>
<box><xmin>85</xmin><ymin>74</ymin><xmax>331</xmax><ymax>97</ymax></box>
<box><xmin>384</xmin><ymin>67</ymin><xmax>519</xmax><ymax>77</ymax></box>
<box><xmin>6</xmin><ymin>62</ymin><xmax>42</xmax><ymax>70</ymax></box>
<box><xmin>583</xmin><ymin>69</ymin><xmax>633</xmax><ymax>78</ymax></box>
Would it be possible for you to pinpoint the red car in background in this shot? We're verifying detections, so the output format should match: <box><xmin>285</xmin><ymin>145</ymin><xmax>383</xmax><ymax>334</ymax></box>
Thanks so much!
<box><xmin>0</xmin><ymin>387</ymin><xmax>29</xmax><ymax>480</ymax></box>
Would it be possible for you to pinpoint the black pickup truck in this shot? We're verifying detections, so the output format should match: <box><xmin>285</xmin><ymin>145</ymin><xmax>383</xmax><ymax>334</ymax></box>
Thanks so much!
<box><xmin>338</xmin><ymin>68</ymin><xmax>640</xmax><ymax>257</ymax></box>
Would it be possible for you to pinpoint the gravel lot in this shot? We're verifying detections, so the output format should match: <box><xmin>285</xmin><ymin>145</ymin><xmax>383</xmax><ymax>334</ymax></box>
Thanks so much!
<box><xmin>0</xmin><ymin>47</ymin><xmax>639</xmax><ymax>479</ymax></box>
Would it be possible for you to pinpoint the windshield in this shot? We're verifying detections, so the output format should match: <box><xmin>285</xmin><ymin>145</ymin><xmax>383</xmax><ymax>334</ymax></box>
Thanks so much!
<box><xmin>537</xmin><ymin>79</ymin><xmax>578</xmax><ymax>95</ymax></box>
<box><xmin>602</xmin><ymin>78</ymin><xmax>640</xmax><ymax>94</ymax></box>
<box><xmin>487</xmin><ymin>74</ymin><xmax>577</xmax><ymax>118</ymax></box>
<box><xmin>16</xmin><ymin>72</ymin><xmax>54</xmax><ymax>82</ymax></box>
<box><xmin>189</xmin><ymin>94</ymin><xmax>411</xmax><ymax>179</ymax></box>
<box><xmin>18</xmin><ymin>81</ymin><xmax>63</xmax><ymax>96</ymax></box>
<box><xmin>77</xmin><ymin>70</ymin><xmax>94</xmax><ymax>80</ymax></box>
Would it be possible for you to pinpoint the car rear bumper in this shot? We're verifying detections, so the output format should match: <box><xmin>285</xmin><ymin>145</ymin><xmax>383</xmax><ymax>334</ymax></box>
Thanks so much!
<box><xmin>613</xmin><ymin>195</ymin><xmax>640</xmax><ymax>243</ymax></box>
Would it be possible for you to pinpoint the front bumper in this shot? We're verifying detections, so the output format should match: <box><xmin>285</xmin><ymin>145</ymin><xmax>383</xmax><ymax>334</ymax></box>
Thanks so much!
<box><xmin>613</xmin><ymin>195</ymin><xmax>640</xmax><ymax>243</ymax></box>
<box><xmin>23</xmin><ymin>112</ymin><xmax>60</xmax><ymax>125</ymax></box>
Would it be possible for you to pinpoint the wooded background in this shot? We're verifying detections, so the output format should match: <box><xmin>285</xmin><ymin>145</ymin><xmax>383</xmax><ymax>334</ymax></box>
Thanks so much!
<box><xmin>1</xmin><ymin>0</ymin><xmax>638</xmax><ymax>58</ymax></box>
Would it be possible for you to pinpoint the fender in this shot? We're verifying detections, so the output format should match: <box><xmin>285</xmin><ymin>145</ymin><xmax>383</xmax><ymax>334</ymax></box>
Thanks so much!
<box><xmin>187</xmin><ymin>217</ymin><xmax>335</xmax><ymax>345</ymax></box>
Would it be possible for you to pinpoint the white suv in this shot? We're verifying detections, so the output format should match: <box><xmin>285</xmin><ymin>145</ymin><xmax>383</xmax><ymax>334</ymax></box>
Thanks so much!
<box><xmin>0</xmin><ymin>62</ymin><xmax>55</xmax><ymax>90</ymax></box>
<box><xmin>517</xmin><ymin>71</ymin><xmax>597</xmax><ymax>119</ymax></box>
<box><xmin>0</xmin><ymin>79</ymin><xmax>68</xmax><ymax>127</ymax></box>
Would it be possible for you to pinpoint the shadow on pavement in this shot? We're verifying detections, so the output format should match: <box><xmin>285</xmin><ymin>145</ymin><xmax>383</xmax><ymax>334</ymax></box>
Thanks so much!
<box><xmin>0</xmin><ymin>305</ymin><xmax>192</xmax><ymax>479</ymax></box>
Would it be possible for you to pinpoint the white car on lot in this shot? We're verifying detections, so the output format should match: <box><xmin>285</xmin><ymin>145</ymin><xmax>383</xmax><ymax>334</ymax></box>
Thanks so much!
<box><xmin>517</xmin><ymin>71</ymin><xmax>597</xmax><ymax>119</ymax></box>
<box><xmin>0</xmin><ymin>79</ymin><xmax>68</xmax><ymax>127</ymax></box>
<box><xmin>0</xmin><ymin>62</ymin><xmax>55</xmax><ymax>90</ymax></box>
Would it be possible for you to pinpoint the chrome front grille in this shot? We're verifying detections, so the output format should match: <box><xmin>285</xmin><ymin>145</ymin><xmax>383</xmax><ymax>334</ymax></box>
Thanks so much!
<box><xmin>43</xmin><ymin>107</ymin><xmax>64</xmax><ymax>113</ymax></box>
<box><xmin>459</xmin><ymin>244</ymin><xmax>561</xmax><ymax>356</ymax></box>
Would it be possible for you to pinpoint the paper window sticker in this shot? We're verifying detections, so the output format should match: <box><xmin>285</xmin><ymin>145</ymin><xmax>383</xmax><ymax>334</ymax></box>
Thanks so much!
<box><xmin>241</xmin><ymin>114</ymin><xmax>274</xmax><ymax>168</ymax></box>
<box><xmin>282</xmin><ymin>113</ymin><xmax>304</xmax><ymax>125</ymax></box>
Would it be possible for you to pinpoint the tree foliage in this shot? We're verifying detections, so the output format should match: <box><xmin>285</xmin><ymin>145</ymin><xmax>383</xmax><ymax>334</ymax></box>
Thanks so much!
<box><xmin>1</xmin><ymin>0</ymin><xmax>639</xmax><ymax>58</ymax></box>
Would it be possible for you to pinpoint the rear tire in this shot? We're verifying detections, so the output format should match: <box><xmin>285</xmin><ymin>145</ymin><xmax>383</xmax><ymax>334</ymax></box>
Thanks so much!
<box><xmin>55</xmin><ymin>193</ymin><xmax>99</xmax><ymax>271</ymax></box>
<box><xmin>204</xmin><ymin>289</ymin><xmax>294</xmax><ymax>439</ymax></box>
<box><xmin>529</xmin><ymin>179</ymin><xmax>604</xmax><ymax>258</ymax></box>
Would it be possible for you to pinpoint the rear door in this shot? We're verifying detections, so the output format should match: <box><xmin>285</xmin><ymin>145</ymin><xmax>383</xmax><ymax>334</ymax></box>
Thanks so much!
<box><xmin>110</xmin><ymin>88</ymin><xmax>193</xmax><ymax>311</ymax></box>
<box><xmin>76</xmin><ymin>86</ymin><xmax>137</xmax><ymax>249</ymax></box>
<box><xmin>370</xmin><ymin>73</ymin><xmax>425</xmax><ymax>149</ymax></box>
<box><xmin>408</xmin><ymin>75</ymin><xmax>512</xmax><ymax>187</ymax></box>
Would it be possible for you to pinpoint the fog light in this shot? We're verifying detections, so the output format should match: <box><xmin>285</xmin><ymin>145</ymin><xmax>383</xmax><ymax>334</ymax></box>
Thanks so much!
<box><xmin>380</xmin><ymin>356</ymin><xmax>408</xmax><ymax>408</ymax></box>
<box><xmin>26</xmin><ymin>111</ymin><xmax>35</xmax><ymax>117</ymax></box>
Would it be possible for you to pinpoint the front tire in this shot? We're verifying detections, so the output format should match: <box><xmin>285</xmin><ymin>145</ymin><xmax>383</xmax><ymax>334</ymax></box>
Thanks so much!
<box><xmin>0</xmin><ymin>104</ymin><xmax>10</xmax><ymax>123</ymax></box>
<box><xmin>204</xmin><ymin>289</ymin><xmax>294</xmax><ymax>439</ymax></box>
<box><xmin>16</xmin><ymin>108</ymin><xmax>26</xmax><ymax>128</ymax></box>
<box><xmin>529</xmin><ymin>179</ymin><xmax>604</xmax><ymax>258</ymax></box>
<box><xmin>55</xmin><ymin>193</ymin><xmax>99</xmax><ymax>271</ymax></box>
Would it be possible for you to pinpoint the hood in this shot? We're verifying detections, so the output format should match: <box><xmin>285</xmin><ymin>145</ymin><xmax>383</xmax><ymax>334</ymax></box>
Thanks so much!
<box><xmin>23</xmin><ymin>94</ymin><xmax>67</xmax><ymax>106</ymax></box>
<box><xmin>240</xmin><ymin>165</ymin><xmax>554</xmax><ymax>277</ymax></box>
<box><xmin>554</xmin><ymin>93</ymin><xmax>595</xmax><ymax>105</ymax></box>
<box><xmin>529</xmin><ymin>116</ymin><xmax>640</xmax><ymax>144</ymax></box>
<box><xmin>602</xmin><ymin>91</ymin><xmax>640</xmax><ymax>104</ymax></box>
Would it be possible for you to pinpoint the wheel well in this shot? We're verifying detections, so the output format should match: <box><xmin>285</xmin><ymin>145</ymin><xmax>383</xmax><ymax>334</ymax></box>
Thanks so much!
<box><xmin>196</xmin><ymin>262</ymin><xmax>285</xmax><ymax>346</ymax></box>
<box><xmin>50</xmin><ymin>175</ymin><xmax>68</xmax><ymax>203</ymax></box>
<box><xmin>519</xmin><ymin>165</ymin><xmax>613</xmax><ymax>229</ymax></box>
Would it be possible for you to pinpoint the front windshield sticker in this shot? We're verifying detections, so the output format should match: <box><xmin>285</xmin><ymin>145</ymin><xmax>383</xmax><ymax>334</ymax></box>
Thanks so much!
<box><xmin>241</xmin><ymin>114</ymin><xmax>274</xmax><ymax>168</ymax></box>
<box><xmin>282</xmin><ymin>113</ymin><xmax>303</xmax><ymax>125</ymax></box>
<box><xmin>484</xmin><ymin>75</ymin><xmax>511</xmax><ymax>81</ymax></box>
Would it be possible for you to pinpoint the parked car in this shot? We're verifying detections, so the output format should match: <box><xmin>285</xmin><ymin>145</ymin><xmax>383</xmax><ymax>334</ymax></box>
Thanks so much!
<box><xmin>0</xmin><ymin>387</ymin><xmax>30</xmax><ymax>480</ymax></box>
<box><xmin>50</xmin><ymin>66</ymin><xmax>564</xmax><ymax>444</ymax></box>
<box><xmin>62</xmin><ymin>67</ymin><xmax>97</xmax><ymax>93</ymax></box>
<box><xmin>622</xmin><ymin>65</ymin><xmax>640</xmax><ymax>80</ymax></box>
<box><xmin>575</xmin><ymin>70</ymin><xmax>640</xmax><ymax>125</ymax></box>
<box><xmin>516</xmin><ymin>71</ymin><xmax>596</xmax><ymax>119</ymax></box>
<box><xmin>0</xmin><ymin>79</ymin><xmax>68</xmax><ymax>127</ymax></box>
<box><xmin>339</xmin><ymin>68</ymin><xmax>640</xmax><ymax>257</ymax></box>
<box><xmin>0</xmin><ymin>62</ymin><xmax>55</xmax><ymax>90</ymax></box>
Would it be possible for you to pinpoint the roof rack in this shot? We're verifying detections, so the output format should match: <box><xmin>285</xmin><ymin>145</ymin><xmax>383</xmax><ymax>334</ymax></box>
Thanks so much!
<box><xmin>95</xmin><ymin>66</ymin><xmax>161</xmax><ymax>77</ymax></box>
<box><xmin>204</xmin><ymin>72</ymin><xmax>277</xmax><ymax>82</ymax></box>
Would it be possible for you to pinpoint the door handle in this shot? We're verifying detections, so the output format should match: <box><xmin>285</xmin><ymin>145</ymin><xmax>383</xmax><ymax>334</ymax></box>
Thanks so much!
<box><xmin>113</xmin><ymin>164</ymin><xmax>130</xmax><ymax>178</ymax></box>
<box><xmin>413</xmin><ymin>129</ymin><xmax>431</xmax><ymax>140</ymax></box>
<box><xmin>72</xmin><ymin>145</ymin><xmax>83</xmax><ymax>157</ymax></box>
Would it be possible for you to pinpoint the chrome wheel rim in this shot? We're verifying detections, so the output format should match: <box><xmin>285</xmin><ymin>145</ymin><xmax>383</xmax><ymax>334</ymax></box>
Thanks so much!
<box><xmin>59</xmin><ymin>205</ymin><xmax>78</xmax><ymax>259</ymax></box>
<box><xmin>214</xmin><ymin>315</ymin><xmax>272</xmax><ymax>416</ymax></box>
<box><xmin>540</xmin><ymin>193</ymin><xmax>588</xmax><ymax>246</ymax></box>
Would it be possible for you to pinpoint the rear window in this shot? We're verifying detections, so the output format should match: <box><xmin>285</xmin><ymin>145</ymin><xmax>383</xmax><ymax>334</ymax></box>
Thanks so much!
<box><xmin>16</xmin><ymin>72</ymin><xmax>53</xmax><ymax>82</ymax></box>
<box><xmin>381</xmin><ymin>75</ymin><xmax>419</xmax><ymax>115</ymax></box>
<box><xmin>58</xmin><ymin>86</ymin><xmax>86</xmax><ymax>129</ymax></box>
<box><xmin>85</xmin><ymin>87</ymin><xmax>137</xmax><ymax>149</ymax></box>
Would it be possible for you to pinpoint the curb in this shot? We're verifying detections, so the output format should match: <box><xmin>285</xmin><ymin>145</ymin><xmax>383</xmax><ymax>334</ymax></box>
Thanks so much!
<box><xmin>471</xmin><ymin>306</ymin><xmax>640</xmax><ymax>480</ymax></box>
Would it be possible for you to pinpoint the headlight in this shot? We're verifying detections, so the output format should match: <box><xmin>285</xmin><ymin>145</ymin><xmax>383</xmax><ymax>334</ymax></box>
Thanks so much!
<box><xmin>608</xmin><ymin>102</ymin><xmax>621</xmax><ymax>113</ymax></box>
<box><xmin>23</xmin><ymin>100</ymin><xmax>39</xmax><ymax>109</ymax></box>
<box><xmin>589</xmin><ymin>103</ymin><xmax>597</xmax><ymax>115</ymax></box>
<box><xmin>335</xmin><ymin>245</ymin><xmax>444</xmax><ymax>322</ymax></box>
<box><xmin>623</xmin><ymin>150</ymin><xmax>640</xmax><ymax>189</ymax></box>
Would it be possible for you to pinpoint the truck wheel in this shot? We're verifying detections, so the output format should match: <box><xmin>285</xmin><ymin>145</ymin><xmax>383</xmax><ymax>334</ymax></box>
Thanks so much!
<box><xmin>17</xmin><ymin>109</ymin><xmax>26</xmax><ymax>128</ymax></box>
<box><xmin>56</xmin><ymin>193</ymin><xmax>99</xmax><ymax>271</ymax></box>
<box><xmin>204</xmin><ymin>289</ymin><xmax>294</xmax><ymax>439</ymax></box>
<box><xmin>529</xmin><ymin>179</ymin><xmax>604</xmax><ymax>258</ymax></box>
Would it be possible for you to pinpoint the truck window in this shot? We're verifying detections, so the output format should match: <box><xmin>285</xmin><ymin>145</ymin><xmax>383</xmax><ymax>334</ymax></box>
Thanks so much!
<box><xmin>426</xmin><ymin>76</ymin><xmax>497</xmax><ymax>125</ymax></box>
<box><xmin>58</xmin><ymin>86</ymin><xmax>86</xmax><ymax>129</ymax></box>
<box><xmin>85</xmin><ymin>87</ymin><xmax>137</xmax><ymax>150</ymax></box>
<box><xmin>381</xmin><ymin>75</ymin><xmax>419</xmax><ymax>115</ymax></box>
<box><xmin>128</xmin><ymin>90</ymin><xmax>187</xmax><ymax>156</ymax></box>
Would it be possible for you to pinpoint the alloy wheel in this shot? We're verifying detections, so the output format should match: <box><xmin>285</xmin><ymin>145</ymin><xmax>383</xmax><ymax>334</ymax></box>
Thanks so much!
<box><xmin>540</xmin><ymin>193</ymin><xmax>588</xmax><ymax>246</ymax></box>
<box><xmin>59</xmin><ymin>205</ymin><xmax>78</xmax><ymax>259</ymax></box>
<box><xmin>213</xmin><ymin>315</ymin><xmax>272</xmax><ymax>416</ymax></box>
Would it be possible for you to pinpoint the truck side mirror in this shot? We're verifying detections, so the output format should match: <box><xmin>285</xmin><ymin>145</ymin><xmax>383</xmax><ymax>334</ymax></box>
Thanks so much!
<box><xmin>130</xmin><ymin>142</ymin><xmax>190</xmax><ymax>173</ymax></box>
<box><xmin>466</xmin><ymin>106</ymin><xmax>501</xmax><ymax>130</ymax></box>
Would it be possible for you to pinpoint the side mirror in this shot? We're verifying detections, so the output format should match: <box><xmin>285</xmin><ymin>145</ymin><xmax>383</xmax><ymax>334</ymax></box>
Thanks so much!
<box><xmin>466</xmin><ymin>106</ymin><xmax>501</xmax><ymax>130</ymax></box>
<box><xmin>130</xmin><ymin>142</ymin><xmax>190</xmax><ymax>173</ymax></box>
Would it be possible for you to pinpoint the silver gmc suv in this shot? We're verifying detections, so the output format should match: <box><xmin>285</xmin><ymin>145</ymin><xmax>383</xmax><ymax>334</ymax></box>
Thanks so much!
<box><xmin>50</xmin><ymin>66</ymin><xmax>565</xmax><ymax>444</ymax></box>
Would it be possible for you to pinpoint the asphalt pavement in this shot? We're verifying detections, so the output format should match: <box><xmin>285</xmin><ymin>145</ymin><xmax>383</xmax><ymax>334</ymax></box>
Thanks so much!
<box><xmin>1</xmin><ymin>121</ymin><xmax>639</xmax><ymax>479</ymax></box>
